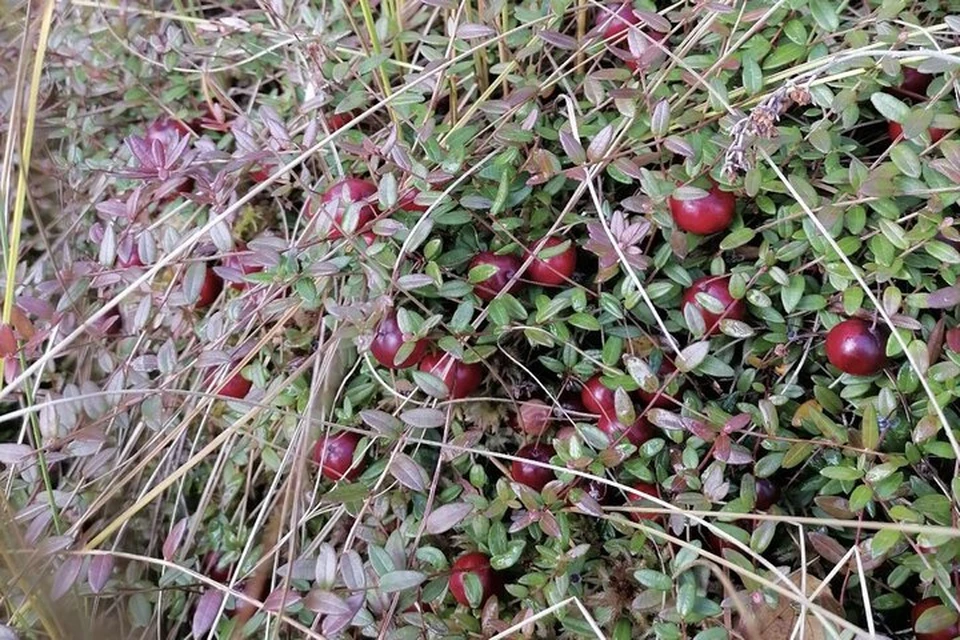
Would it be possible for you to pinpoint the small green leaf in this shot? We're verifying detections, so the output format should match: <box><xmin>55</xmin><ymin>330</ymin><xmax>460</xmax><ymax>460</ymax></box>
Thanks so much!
<box><xmin>870</xmin><ymin>93</ymin><xmax>910</xmax><ymax>123</ymax></box>
<box><xmin>380</xmin><ymin>570</ymin><xmax>426</xmax><ymax>593</ymax></box>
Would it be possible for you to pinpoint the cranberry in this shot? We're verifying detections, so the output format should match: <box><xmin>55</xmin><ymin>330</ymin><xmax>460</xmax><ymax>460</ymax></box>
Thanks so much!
<box><xmin>398</xmin><ymin>189</ymin><xmax>429</xmax><ymax>212</ymax></box>
<box><xmin>202</xmin><ymin>552</ymin><xmax>234</xmax><ymax>583</ymax></box>
<box><xmin>913</xmin><ymin>597</ymin><xmax>960</xmax><ymax>640</ymax></box>
<box><xmin>370</xmin><ymin>312</ymin><xmax>429</xmax><ymax>369</ymax></box>
<box><xmin>580</xmin><ymin>375</ymin><xmax>619</xmax><ymax>420</ymax></box>
<box><xmin>597</xmin><ymin>414</ymin><xmax>654</xmax><ymax>447</ymax></box>
<box><xmin>326</xmin><ymin>113</ymin><xmax>354</xmax><ymax>131</ymax></box>
<box><xmin>635</xmin><ymin>357</ymin><xmax>677</xmax><ymax>409</ymax></box>
<box><xmin>893</xmin><ymin>67</ymin><xmax>933</xmax><ymax>98</ymax></box>
<box><xmin>469</xmin><ymin>252</ymin><xmax>522</xmax><ymax>301</ymax></box>
<box><xmin>946</xmin><ymin>327</ymin><xmax>960</xmax><ymax>353</ymax></box>
<box><xmin>315</xmin><ymin>178</ymin><xmax>379</xmax><ymax>239</ymax></box>
<box><xmin>117</xmin><ymin>242</ymin><xmax>142</xmax><ymax>268</ymax></box>
<box><xmin>419</xmin><ymin>352</ymin><xmax>484</xmax><ymax>399</ymax></box>
<box><xmin>527</xmin><ymin>237</ymin><xmax>577</xmax><ymax>286</ymax></box>
<box><xmin>628</xmin><ymin>481</ymin><xmax>662</xmax><ymax>522</ymax></box>
<box><xmin>221</xmin><ymin>242</ymin><xmax>264</xmax><ymax>291</ymax></box>
<box><xmin>250</xmin><ymin>165</ymin><xmax>273</xmax><ymax>183</ymax></box>
<box><xmin>755</xmin><ymin>478</ymin><xmax>780</xmax><ymax>511</ymax></box>
<box><xmin>211</xmin><ymin>366</ymin><xmax>252</xmax><ymax>399</ymax></box>
<box><xmin>511</xmin><ymin>443</ymin><xmax>556</xmax><ymax>491</ymax></box>
<box><xmin>448</xmin><ymin>552</ymin><xmax>498</xmax><ymax>607</ymax></box>
<box><xmin>596</xmin><ymin>2</ymin><xmax>640</xmax><ymax>39</ymax></box>
<box><xmin>144</xmin><ymin>118</ymin><xmax>192</xmax><ymax>146</ymax></box>
<box><xmin>825</xmin><ymin>318</ymin><xmax>886</xmax><ymax>376</ymax></box>
<box><xmin>556</xmin><ymin>388</ymin><xmax>587</xmax><ymax>417</ymax></box>
<box><xmin>515</xmin><ymin>400</ymin><xmax>552</xmax><ymax>436</ymax></box>
<box><xmin>312</xmin><ymin>432</ymin><xmax>362</xmax><ymax>481</ymax></box>
<box><xmin>668</xmin><ymin>181</ymin><xmax>737</xmax><ymax>235</ymax></box>
<box><xmin>681</xmin><ymin>275</ymin><xmax>746</xmax><ymax>334</ymax></box>
<box><xmin>888</xmin><ymin>120</ymin><xmax>949</xmax><ymax>144</ymax></box>
<box><xmin>195</xmin><ymin>267</ymin><xmax>224</xmax><ymax>309</ymax></box>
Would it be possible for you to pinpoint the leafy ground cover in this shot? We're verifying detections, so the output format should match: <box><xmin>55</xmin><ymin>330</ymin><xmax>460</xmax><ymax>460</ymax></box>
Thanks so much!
<box><xmin>2</xmin><ymin>0</ymin><xmax>960</xmax><ymax>638</ymax></box>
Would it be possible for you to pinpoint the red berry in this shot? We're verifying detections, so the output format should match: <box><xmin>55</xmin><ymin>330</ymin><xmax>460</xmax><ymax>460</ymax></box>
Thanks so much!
<box><xmin>221</xmin><ymin>242</ymin><xmax>263</xmax><ymax>290</ymax></box>
<box><xmin>628</xmin><ymin>482</ymin><xmax>662</xmax><ymax>522</ymax></box>
<box><xmin>144</xmin><ymin>118</ymin><xmax>192</xmax><ymax>146</ymax></box>
<box><xmin>117</xmin><ymin>243</ymin><xmax>142</xmax><ymax>268</ymax></box>
<box><xmin>515</xmin><ymin>400</ymin><xmax>552</xmax><ymax>436</ymax></box>
<box><xmin>888</xmin><ymin>120</ymin><xmax>949</xmax><ymax>143</ymax></box>
<box><xmin>398</xmin><ymin>189</ymin><xmax>429</xmax><ymax>212</ymax></box>
<box><xmin>580</xmin><ymin>375</ymin><xmax>618</xmax><ymax>420</ymax></box>
<box><xmin>635</xmin><ymin>357</ymin><xmax>677</xmax><ymax>409</ymax></box>
<box><xmin>448</xmin><ymin>552</ymin><xmax>498</xmax><ymax>607</ymax></box>
<box><xmin>370</xmin><ymin>312</ymin><xmax>429</xmax><ymax>369</ymax></box>
<box><xmin>419</xmin><ymin>352</ymin><xmax>484</xmax><ymax>399</ymax></box>
<box><xmin>195</xmin><ymin>267</ymin><xmax>224</xmax><ymax>309</ymax></box>
<box><xmin>203</xmin><ymin>552</ymin><xmax>234</xmax><ymax>583</ymax></box>
<box><xmin>212</xmin><ymin>366</ymin><xmax>252</xmax><ymax>399</ymax></box>
<box><xmin>469</xmin><ymin>252</ymin><xmax>522</xmax><ymax>301</ymax></box>
<box><xmin>597</xmin><ymin>414</ymin><xmax>654</xmax><ymax>447</ymax></box>
<box><xmin>312</xmin><ymin>432</ymin><xmax>362</xmax><ymax>481</ymax></box>
<box><xmin>315</xmin><ymin>178</ymin><xmax>379</xmax><ymax>239</ymax></box>
<box><xmin>681</xmin><ymin>275</ymin><xmax>746</xmax><ymax>335</ymax></box>
<box><xmin>556</xmin><ymin>388</ymin><xmax>587</xmax><ymax>417</ymax></box>
<box><xmin>527</xmin><ymin>237</ymin><xmax>577</xmax><ymax>287</ymax></box>
<box><xmin>511</xmin><ymin>443</ymin><xmax>556</xmax><ymax>491</ymax></box>
<box><xmin>913</xmin><ymin>597</ymin><xmax>960</xmax><ymax>640</ymax></box>
<box><xmin>894</xmin><ymin>67</ymin><xmax>933</xmax><ymax>98</ymax></box>
<box><xmin>596</xmin><ymin>2</ymin><xmax>640</xmax><ymax>39</ymax></box>
<box><xmin>754</xmin><ymin>478</ymin><xmax>780</xmax><ymax>511</ymax></box>
<box><xmin>825</xmin><ymin>318</ymin><xmax>886</xmax><ymax>376</ymax></box>
<box><xmin>326</xmin><ymin>113</ymin><xmax>354</xmax><ymax>131</ymax></box>
<box><xmin>250</xmin><ymin>165</ymin><xmax>273</xmax><ymax>183</ymax></box>
<box><xmin>668</xmin><ymin>181</ymin><xmax>736</xmax><ymax>235</ymax></box>
<box><xmin>946</xmin><ymin>327</ymin><xmax>960</xmax><ymax>353</ymax></box>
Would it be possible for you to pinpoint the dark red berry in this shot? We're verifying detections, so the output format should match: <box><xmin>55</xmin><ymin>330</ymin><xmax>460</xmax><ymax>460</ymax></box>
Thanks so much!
<box><xmin>515</xmin><ymin>400</ymin><xmax>552</xmax><ymax>436</ymax></box>
<box><xmin>312</xmin><ymin>432</ymin><xmax>363</xmax><ymax>481</ymax></box>
<box><xmin>555</xmin><ymin>388</ymin><xmax>587</xmax><ymax>417</ymax></box>
<box><xmin>893</xmin><ymin>67</ymin><xmax>933</xmax><ymax>98</ymax></box>
<box><xmin>597</xmin><ymin>414</ymin><xmax>654</xmax><ymax>447</ymax></box>
<box><xmin>117</xmin><ymin>242</ymin><xmax>142</xmax><ymax>268</ymax></box>
<box><xmin>580</xmin><ymin>375</ymin><xmax>618</xmax><ymax>420</ymax></box>
<box><xmin>754</xmin><ymin>478</ymin><xmax>780</xmax><ymax>511</ymax></box>
<box><xmin>326</xmin><ymin>113</ymin><xmax>354</xmax><ymax>131</ymax></box>
<box><xmin>250</xmin><ymin>164</ymin><xmax>273</xmax><ymax>183</ymax></box>
<box><xmin>144</xmin><ymin>118</ymin><xmax>192</xmax><ymax>146</ymax></box>
<box><xmin>681</xmin><ymin>276</ymin><xmax>746</xmax><ymax>334</ymax></box>
<box><xmin>448</xmin><ymin>552</ymin><xmax>498</xmax><ymax>607</ymax></box>
<box><xmin>527</xmin><ymin>237</ymin><xmax>577</xmax><ymax>287</ymax></box>
<box><xmin>195</xmin><ymin>267</ymin><xmax>224</xmax><ymax>309</ymax></box>
<box><xmin>635</xmin><ymin>357</ymin><xmax>677</xmax><ymax>409</ymax></box>
<box><xmin>913</xmin><ymin>597</ymin><xmax>960</xmax><ymax>640</ymax></box>
<box><xmin>825</xmin><ymin>318</ymin><xmax>886</xmax><ymax>376</ymax></box>
<box><xmin>628</xmin><ymin>481</ymin><xmax>662</xmax><ymax>522</ymax></box>
<box><xmin>888</xmin><ymin>120</ymin><xmax>948</xmax><ymax>144</ymax></box>
<box><xmin>212</xmin><ymin>366</ymin><xmax>252</xmax><ymax>399</ymax></box>
<box><xmin>398</xmin><ymin>189</ymin><xmax>429</xmax><ymax>212</ymax></box>
<box><xmin>668</xmin><ymin>181</ymin><xmax>737</xmax><ymax>235</ymax></box>
<box><xmin>221</xmin><ymin>242</ymin><xmax>263</xmax><ymax>290</ymax></box>
<box><xmin>596</xmin><ymin>2</ymin><xmax>640</xmax><ymax>39</ymax></box>
<box><xmin>469</xmin><ymin>252</ymin><xmax>522</xmax><ymax>301</ymax></box>
<box><xmin>511</xmin><ymin>444</ymin><xmax>556</xmax><ymax>491</ymax></box>
<box><xmin>419</xmin><ymin>352</ymin><xmax>484</xmax><ymax>399</ymax></box>
<box><xmin>203</xmin><ymin>552</ymin><xmax>234</xmax><ymax>583</ymax></box>
<box><xmin>370</xmin><ymin>312</ymin><xmax>429</xmax><ymax>369</ymax></box>
<box><xmin>316</xmin><ymin>178</ymin><xmax>379</xmax><ymax>239</ymax></box>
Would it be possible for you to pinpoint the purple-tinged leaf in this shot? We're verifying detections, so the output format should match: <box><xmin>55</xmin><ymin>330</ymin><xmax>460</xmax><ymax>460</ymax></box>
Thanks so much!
<box><xmin>723</xmin><ymin>413</ymin><xmax>752</xmax><ymax>434</ymax></box>
<box><xmin>0</xmin><ymin>444</ymin><xmax>32</xmax><ymax>465</ymax></box>
<box><xmin>457</xmin><ymin>23</ymin><xmax>497</xmax><ymax>39</ymax></box>
<box><xmin>87</xmin><ymin>554</ymin><xmax>114</xmax><ymax>594</ymax></box>
<box><xmin>304</xmin><ymin>589</ymin><xmax>352</xmax><ymax>615</ymax></box>
<box><xmin>51</xmin><ymin>556</ymin><xmax>82</xmax><ymax>600</ymax></box>
<box><xmin>399</xmin><ymin>408</ymin><xmax>445</xmax><ymax>429</ymax></box>
<box><xmin>425</xmin><ymin>502</ymin><xmax>473</xmax><ymax>534</ymax></box>
<box><xmin>263</xmin><ymin>588</ymin><xmax>301</xmax><ymax>612</ymax></box>
<box><xmin>559</xmin><ymin>130</ymin><xmax>585</xmax><ymax>164</ymax></box>
<box><xmin>925</xmin><ymin>285</ymin><xmax>960</xmax><ymax>309</ymax></box>
<box><xmin>390</xmin><ymin>454</ymin><xmax>428</xmax><ymax>492</ymax></box>
<box><xmin>322</xmin><ymin>593</ymin><xmax>364</xmax><ymax>635</ymax></box>
<box><xmin>192</xmin><ymin>589</ymin><xmax>224</xmax><ymax>636</ymax></box>
<box><xmin>538</xmin><ymin>30</ymin><xmax>577</xmax><ymax>50</ymax></box>
<box><xmin>587</xmin><ymin>125</ymin><xmax>614</xmax><ymax>162</ymax></box>
<box><xmin>162</xmin><ymin>517</ymin><xmax>188</xmax><ymax>561</ymax></box>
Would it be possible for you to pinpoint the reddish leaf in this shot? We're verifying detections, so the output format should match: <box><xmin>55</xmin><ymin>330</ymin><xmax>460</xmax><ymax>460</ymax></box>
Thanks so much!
<box><xmin>87</xmin><ymin>554</ymin><xmax>114</xmax><ymax>594</ymax></box>
<box><xmin>192</xmin><ymin>588</ymin><xmax>224</xmax><ymax>637</ymax></box>
<box><xmin>51</xmin><ymin>556</ymin><xmax>82</xmax><ymax>601</ymax></box>
<box><xmin>162</xmin><ymin>517</ymin><xmax>188</xmax><ymax>561</ymax></box>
